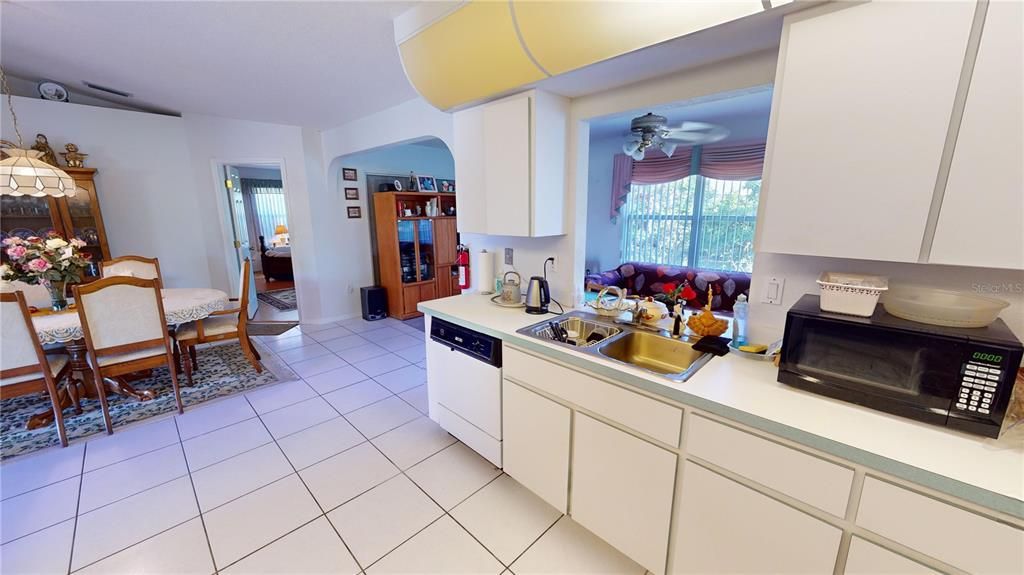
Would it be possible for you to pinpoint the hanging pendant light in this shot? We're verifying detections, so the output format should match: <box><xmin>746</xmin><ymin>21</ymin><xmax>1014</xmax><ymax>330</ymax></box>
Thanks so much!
<box><xmin>0</xmin><ymin>68</ymin><xmax>76</xmax><ymax>197</ymax></box>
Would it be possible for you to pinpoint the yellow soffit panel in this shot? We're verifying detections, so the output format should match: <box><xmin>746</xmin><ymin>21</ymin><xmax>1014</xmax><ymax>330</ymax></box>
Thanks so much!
<box><xmin>399</xmin><ymin>1</ymin><xmax>547</xmax><ymax>111</ymax></box>
<box><xmin>512</xmin><ymin>1</ymin><xmax>766</xmax><ymax>76</ymax></box>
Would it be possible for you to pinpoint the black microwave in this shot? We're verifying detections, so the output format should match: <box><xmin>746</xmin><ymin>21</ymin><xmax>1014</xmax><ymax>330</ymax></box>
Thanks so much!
<box><xmin>779</xmin><ymin>295</ymin><xmax>1023</xmax><ymax>438</ymax></box>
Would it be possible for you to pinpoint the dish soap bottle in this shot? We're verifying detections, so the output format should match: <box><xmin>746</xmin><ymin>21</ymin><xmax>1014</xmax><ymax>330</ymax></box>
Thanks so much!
<box><xmin>732</xmin><ymin>294</ymin><xmax>749</xmax><ymax>346</ymax></box>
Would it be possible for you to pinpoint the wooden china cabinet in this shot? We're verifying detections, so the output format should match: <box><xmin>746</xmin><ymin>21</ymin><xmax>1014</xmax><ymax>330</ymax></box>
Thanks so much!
<box><xmin>373</xmin><ymin>191</ymin><xmax>460</xmax><ymax>319</ymax></box>
<box><xmin>0</xmin><ymin>167</ymin><xmax>111</xmax><ymax>273</ymax></box>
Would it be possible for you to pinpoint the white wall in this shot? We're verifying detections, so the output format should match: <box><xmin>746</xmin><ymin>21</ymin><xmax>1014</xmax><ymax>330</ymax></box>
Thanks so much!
<box><xmin>180</xmin><ymin>113</ymin><xmax>324</xmax><ymax>320</ymax></box>
<box><xmin>0</xmin><ymin>96</ymin><xmax>212</xmax><ymax>288</ymax></box>
<box><xmin>585</xmin><ymin>134</ymin><xmax>625</xmax><ymax>274</ymax></box>
<box><xmin>322</xmin><ymin>141</ymin><xmax>455</xmax><ymax>317</ymax></box>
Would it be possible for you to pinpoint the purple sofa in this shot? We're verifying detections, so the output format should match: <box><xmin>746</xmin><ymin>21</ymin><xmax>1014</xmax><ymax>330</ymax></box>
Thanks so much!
<box><xmin>585</xmin><ymin>262</ymin><xmax>751</xmax><ymax>312</ymax></box>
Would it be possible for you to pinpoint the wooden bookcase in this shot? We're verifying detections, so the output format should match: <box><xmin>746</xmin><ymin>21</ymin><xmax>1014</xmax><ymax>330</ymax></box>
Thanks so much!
<box><xmin>372</xmin><ymin>191</ymin><xmax>460</xmax><ymax>319</ymax></box>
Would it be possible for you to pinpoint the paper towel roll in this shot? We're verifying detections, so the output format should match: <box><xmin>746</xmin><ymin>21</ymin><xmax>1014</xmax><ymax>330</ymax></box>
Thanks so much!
<box><xmin>476</xmin><ymin>249</ymin><xmax>495</xmax><ymax>294</ymax></box>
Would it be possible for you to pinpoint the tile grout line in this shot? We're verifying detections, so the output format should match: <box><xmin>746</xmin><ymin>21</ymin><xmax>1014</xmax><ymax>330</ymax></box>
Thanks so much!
<box><xmin>64</xmin><ymin>442</ymin><xmax>87</xmax><ymax>575</ymax></box>
<box><xmin>173</xmin><ymin>418</ymin><xmax>220</xmax><ymax>574</ymax></box>
<box><xmin>240</xmin><ymin>394</ymin><xmax>370</xmax><ymax>574</ymax></box>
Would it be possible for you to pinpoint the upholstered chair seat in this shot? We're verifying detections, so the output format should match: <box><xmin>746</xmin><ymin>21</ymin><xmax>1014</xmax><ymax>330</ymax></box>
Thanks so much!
<box><xmin>175</xmin><ymin>314</ymin><xmax>238</xmax><ymax>340</ymax></box>
<box><xmin>0</xmin><ymin>355</ymin><xmax>69</xmax><ymax>386</ymax></box>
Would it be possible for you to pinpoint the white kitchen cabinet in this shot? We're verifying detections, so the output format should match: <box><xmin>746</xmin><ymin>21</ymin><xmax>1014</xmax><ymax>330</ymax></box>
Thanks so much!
<box><xmin>844</xmin><ymin>537</ymin><xmax>937</xmax><ymax>575</ymax></box>
<box><xmin>857</xmin><ymin>477</ymin><xmax>1024</xmax><ymax>574</ymax></box>
<box><xmin>687</xmin><ymin>415</ymin><xmax>853</xmax><ymax>517</ymax></box>
<box><xmin>571</xmin><ymin>413</ymin><xmax>677</xmax><ymax>575</ymax></box>
<box><xmin>671</xmin><ymin>462</ymin><xmax>842</xmax><ymax>574</ymax></box>
<box><xmin>929</xmin><ymin>0</ymin><xmax>1023</xmax><ymax>270</ymax></box>
<box><xmin>758</xmin><ymin>1</ymin><xmax>976</xmax><ymax>262</ymax></box>
<box><xmin>502</xmin><ymin>380</ymin><xmax>571</xmax><ymax>512</ymax></box>
<box><xmin>453</xmin><ymin>89</ymin><xmax>567</xmax><ymax>237</ymax></box>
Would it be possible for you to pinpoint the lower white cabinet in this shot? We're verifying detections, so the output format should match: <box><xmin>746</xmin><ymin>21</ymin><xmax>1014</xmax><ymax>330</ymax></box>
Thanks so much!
<box><xmin>571</xmin><ymin>413</ymin><xmax>677</xmax><ymax>575</ymax></box>
<box><xmin>844</xmin><ymin>537</ymin><xmax>937</xmax><ymax>575</ymax></box>
<box><xmin>670</xmin><ymin>462</ymin><xmax>842</xmax><ymax>574</ymax></box>
<box><xmin>501</xmin><ymin>380</ymin><xmax>571</xmax><ymax>512</ymax></box>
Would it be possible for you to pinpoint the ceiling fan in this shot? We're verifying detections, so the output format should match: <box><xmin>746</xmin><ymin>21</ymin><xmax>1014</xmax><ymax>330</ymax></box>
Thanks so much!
<box><xmin>622</xmin><ymin>113</ymin><xmax>730</xmax><ymax>160</ymax></box>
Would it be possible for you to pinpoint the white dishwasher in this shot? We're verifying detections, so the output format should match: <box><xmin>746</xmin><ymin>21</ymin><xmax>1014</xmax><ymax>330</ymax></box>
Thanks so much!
<box><xmin>426</xmin><ymin>316</ymin><xmax>503</xmax><ymax>467</ymax></box>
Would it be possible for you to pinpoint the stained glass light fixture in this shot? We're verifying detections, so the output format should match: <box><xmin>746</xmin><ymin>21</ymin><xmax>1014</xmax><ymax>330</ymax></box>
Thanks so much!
<box><xmin>0</xmin><ymin>68</ymin><xmax>76</xmax><ymax>197</ymax></box>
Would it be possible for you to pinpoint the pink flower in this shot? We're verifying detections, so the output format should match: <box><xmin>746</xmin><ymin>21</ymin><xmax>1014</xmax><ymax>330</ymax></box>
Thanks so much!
<box><xmin>26</xmin><ymin>258</ymin><xmax>52</xmax><ymax>273</ymax></box>
<box><xmin>6</xmin><ymin>245</ymin><xmax>27</xmax><ymax>259</ymax></box>
<box><xmin>2</xmin><ymin>237</ymin><xmax>22</xmax><ymax>246</ymax></box>
<box><xmin>70</xmin><ymin>238</ymin><xmax>86</xmax><ymax>248</ymax></box>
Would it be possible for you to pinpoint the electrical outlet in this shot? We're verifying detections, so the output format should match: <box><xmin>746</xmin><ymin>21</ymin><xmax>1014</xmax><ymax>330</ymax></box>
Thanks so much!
<box><xmin>761</xmin><ymin>276</ymin><xmax>785</xmax><ymax>305</ymax></box>
<box><xmin>547</xmin><ymin>256</ymin><xmax>557</xmax><ymax>273</ymax></box>
<box><xmin>504</xmin><ymin>248</ymin><xmax>514</xmax><ymax>266</ymax></box>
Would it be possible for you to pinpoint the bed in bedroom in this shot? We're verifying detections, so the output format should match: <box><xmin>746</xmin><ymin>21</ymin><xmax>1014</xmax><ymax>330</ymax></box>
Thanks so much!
<box><xmin>258</xmin><ymin>235</ymin><xmax>294</xmax><ymax>281</ymax></box>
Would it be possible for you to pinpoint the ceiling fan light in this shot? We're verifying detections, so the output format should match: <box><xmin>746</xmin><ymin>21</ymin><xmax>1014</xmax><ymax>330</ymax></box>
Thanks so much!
<box><xmin>623</xmin><ymin>140</ymin><xmax>641</xmax><ymax>155</ymax></box>
<box><xmin>660</xmin><ymin>141</ymin><xmax>677</xmax><ymax>158</ymax></box>
<box><xmin>629</xmin><ymin>148</ymin><xmax>645</xmax><ymax>161</ymax></box>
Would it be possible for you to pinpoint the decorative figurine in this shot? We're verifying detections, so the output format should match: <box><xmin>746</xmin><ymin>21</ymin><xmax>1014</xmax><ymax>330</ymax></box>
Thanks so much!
<box><xmin>31</xmin><ymin>134</ymin><xmax>58</xmax><ymax>166</ymax></box>
<box><xmin>61</xmin><ymin>143</ymin><xmax>88</xmax><ymax>168</ymax></box>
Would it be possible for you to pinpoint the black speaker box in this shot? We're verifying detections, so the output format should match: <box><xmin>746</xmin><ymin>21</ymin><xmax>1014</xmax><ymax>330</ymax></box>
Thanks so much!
<box><xmin>360</xmin><ymin>286</ymin><xmax>388</xmax><ymax>321</ymax></box>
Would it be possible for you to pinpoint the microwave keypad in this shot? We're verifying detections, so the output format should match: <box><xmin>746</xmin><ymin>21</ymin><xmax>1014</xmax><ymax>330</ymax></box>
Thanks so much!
<box><xmin>956</xmin><ymin>362</ymin><xmax>1000</xmax><ymax>415</ymax></box>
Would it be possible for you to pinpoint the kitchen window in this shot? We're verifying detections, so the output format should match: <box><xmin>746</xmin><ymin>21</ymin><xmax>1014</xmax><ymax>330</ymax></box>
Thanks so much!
<box><xmin>619</xmin><ymin>175</ymin><xmax>760</xmax><ymax>273</ymax></box>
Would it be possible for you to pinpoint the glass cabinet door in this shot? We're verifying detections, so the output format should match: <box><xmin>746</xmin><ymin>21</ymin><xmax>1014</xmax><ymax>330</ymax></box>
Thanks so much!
<box><xmin>61</xmin><ymin>182</ymin><xmax>106</xmax><ymax>262</ymax></box>
<box><xmin>1</xmin><ymin>196</ymin><xmax>61</xmax><ymax>253</ymax></box>
<box><xmin>397</xmin><ymin>220</ymin><xmax>418</xmax><ymax>283</ymax></box>
<box><xmin>418</xmin><ymin>220</ymin><xmax>435</xmax><ymax>281</ymax></box>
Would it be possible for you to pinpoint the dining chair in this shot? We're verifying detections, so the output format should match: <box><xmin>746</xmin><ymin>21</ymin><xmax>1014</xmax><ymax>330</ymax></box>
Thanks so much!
<box><xmin>100</xmin><ymin>255</ymin><xmax>163</xmax><ymax>289</ymax></box>
<box><xmin>5</xmin><ymin>280</ymin><xmax>52</xmax><ymax>309</ymax></box>
<box><xmin>73</xmin><ymin>276</ymin><xmax>183</xmax><ymax>434</ymax></box>
<box><xmin>176</xmin><ymin>259</ymin><xmax>262</xmax><ymax>385</ymax></box>
<box><xmin>0</xmin><ymin>289</ymin><xmax>74</xmax><ymax>447</ymax></box>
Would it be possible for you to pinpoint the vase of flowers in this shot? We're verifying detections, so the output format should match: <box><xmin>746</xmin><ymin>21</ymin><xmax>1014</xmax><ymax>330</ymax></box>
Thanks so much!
<box><xmin>1</xmin><ymin>233</ymin><xmax>92</xmax><ymax>311</ymax></box>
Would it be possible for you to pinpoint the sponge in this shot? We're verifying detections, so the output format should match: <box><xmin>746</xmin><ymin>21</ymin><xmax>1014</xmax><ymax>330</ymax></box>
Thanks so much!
<box><xmin>739</xmin><ymin>343</ymin><xmax>768</xmax><ymax>354</ymax></box>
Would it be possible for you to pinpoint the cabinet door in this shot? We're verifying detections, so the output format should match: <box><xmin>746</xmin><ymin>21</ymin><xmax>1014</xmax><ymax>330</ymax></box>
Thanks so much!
<box><xmin>434</xmin><ymin>217</ymin><xmax>458</xmax><ymax>265</ymax></box>
<box><xmin>453</xmin><ymin>106</ymin><xmax>486</xmax><ymax>234</ymax></box>
<box><xmin>845</xmin><ymin>537</ymin><xmax>937</xmax><ymax>575</ymax></box>
<box><xmin>482</xmin><ymin>94</ymin><xmax>531</xmax><ymax>236</ymax></box>
<box><xmin>759</xmin><ymin>1</ymin><xmax>976</xmax><ymax>262</ymax></box>
<box><xmin>502</xmin><ymin>380</ymin><xmax>570</xmax><ymax>513</ymax></box>
<box><xmin>670</xmin><ymin>462</ymin><xmax>841</xmax><ymax>574</ymax></box>
<box><xmin>572</xmin><ymin>413</ymin><xmax>676</xmax><ymax>575</ymax></box>
<box><xmin>930</xmin><ymin>0</ymin><xmax>1023</xmax><ymax>269</ymax></box>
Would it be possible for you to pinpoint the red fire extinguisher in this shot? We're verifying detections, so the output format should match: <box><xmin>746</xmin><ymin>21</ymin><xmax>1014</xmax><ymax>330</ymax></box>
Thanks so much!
<box><xmin>456</xmin><ymin>244</ymin><xmax>471</xmax><ymax>290</ymax></box>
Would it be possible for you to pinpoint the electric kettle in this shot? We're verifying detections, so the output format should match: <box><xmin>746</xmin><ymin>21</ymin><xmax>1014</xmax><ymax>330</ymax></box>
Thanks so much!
<box><xmin>525</xmin><ymin>276</ymin><xmax>550</xmax><ymax>315</ymax></box>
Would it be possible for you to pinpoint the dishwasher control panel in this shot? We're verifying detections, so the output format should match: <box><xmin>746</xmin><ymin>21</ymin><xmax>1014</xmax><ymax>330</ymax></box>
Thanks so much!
<box><xmin>430</xmin><ymin>317</ymin><xmax>502</xmax><ymax>367</ymax></box>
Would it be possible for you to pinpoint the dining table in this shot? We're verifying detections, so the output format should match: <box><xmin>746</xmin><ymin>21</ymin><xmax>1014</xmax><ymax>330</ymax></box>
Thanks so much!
<box><xmin>26</xmin><ymin>287</ymin><xmax>230</xmax><ymax>429</ymax></box>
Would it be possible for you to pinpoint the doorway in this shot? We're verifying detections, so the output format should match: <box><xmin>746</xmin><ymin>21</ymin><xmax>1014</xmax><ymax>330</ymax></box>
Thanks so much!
<box><xmin>220</xmin><ymin>162</ymin><xmax>297</xmax><ymax>321</ymax></box>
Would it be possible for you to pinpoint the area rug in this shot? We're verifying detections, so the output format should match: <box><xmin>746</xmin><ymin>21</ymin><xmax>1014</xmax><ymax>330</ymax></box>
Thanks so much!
<box><xmin>0</xmin><ymin>344</ymin><xmax>278</xmax><ymax>460</ymax></box>
<box><xmin>247</xmin><ymin>321</ymin><xmax>300</xmax><ymax>336</ymax></box>
<box><xmin>258</xmin><ymin>288</ymin><xmax>297</xmax><ymax>311</ymax></box>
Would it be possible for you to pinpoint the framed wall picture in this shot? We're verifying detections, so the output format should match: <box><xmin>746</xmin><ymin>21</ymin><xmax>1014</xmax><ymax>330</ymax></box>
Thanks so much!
<box><xmin>436</xmin><ymin>178</ymin><xmax>456</xmax><ymax>193</ymax></box>
<box><xmin>416</xmin><ymin>175</ymin><xmax>437</xmax><ymax>192</ymax></box>
<box><xmin>344</xmin><ymin>187</ymin><xmax>359</xmax><ymax>200</ymax></box>
<box><xmin>347</xmin><ymin>206</ymin><xmax>362</xmax><ymax>219</ymax></box>
<box><xmin>342</xmin><ymin>168</ymin><xmax>358</xmax><ymax>181</ymax></box>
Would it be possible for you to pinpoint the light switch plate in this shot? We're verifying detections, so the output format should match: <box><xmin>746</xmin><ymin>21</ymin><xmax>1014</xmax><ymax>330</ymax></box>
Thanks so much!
<box><xmin>762</xmin><ymin>276</ymin><xmax>785</xmax><ymax>305</ymax></box>
<box><xmin>504</xmin><ymin>248</ymin><xmax>514</xmax><ymax>266</ymax></box>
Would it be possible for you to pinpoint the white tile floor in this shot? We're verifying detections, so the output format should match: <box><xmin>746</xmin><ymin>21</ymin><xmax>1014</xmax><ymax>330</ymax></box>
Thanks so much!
<box><xmin>0</xmin><ymin>317</ymin><xmax>647</xmax><ymax>575</ymax></box>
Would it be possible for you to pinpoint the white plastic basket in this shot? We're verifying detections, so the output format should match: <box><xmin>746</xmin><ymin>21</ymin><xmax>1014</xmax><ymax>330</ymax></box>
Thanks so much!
<box><xmin>816</xmin><ymin>272</ymin><xmax>889</xmax><ymax>317</ymax></box>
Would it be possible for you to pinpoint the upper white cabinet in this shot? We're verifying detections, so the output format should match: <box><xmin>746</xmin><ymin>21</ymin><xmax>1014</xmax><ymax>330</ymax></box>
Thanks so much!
<box><xmin>670</xmin><ymin>462</ymin><xmax>842</xmax><ymax>575</ymax></box>
<box><xmin>758</xmin><ymin>1</ymin><xmax>976</xmax><ymax>262</ymax></box>
<box><xmin>929</xmin><ymin>0</ymin><xmax>1024</xmax><ymax>270</ymax></box>
<box><xmin>453</xmin><ymin>90</ymin><xmax>568</xmax><ymax>237</ymax></box>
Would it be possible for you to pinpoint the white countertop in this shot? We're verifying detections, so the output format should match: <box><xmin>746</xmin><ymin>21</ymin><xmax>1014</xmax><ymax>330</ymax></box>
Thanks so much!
<box><xmin>420</xmin><ymin>293</ymin><xmax>1024</xmax><ymax>516</ymax></box>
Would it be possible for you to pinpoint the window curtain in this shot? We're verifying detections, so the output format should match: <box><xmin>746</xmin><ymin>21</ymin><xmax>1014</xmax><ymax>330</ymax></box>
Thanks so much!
<box><xmin>239</xmin><ymin>178</ymin><xmax>287</xmax><ymax>242</ymax></box>
<box><xmin>698</xmin><ymin>142</ymin><xmax>766</xmax><ymax>181</ymax></box>
<box><xmin>610</xmin><ymin>148</ymin><xmax>693</xmax><ymax>219</ymax></box>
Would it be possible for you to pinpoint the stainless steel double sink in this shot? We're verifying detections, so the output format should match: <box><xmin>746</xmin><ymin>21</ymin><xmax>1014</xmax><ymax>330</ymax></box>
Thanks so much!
<box><xmin>516</xmin><ymin>311</ymin><xmax>713</xmax><ymax>382</ymax></box>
